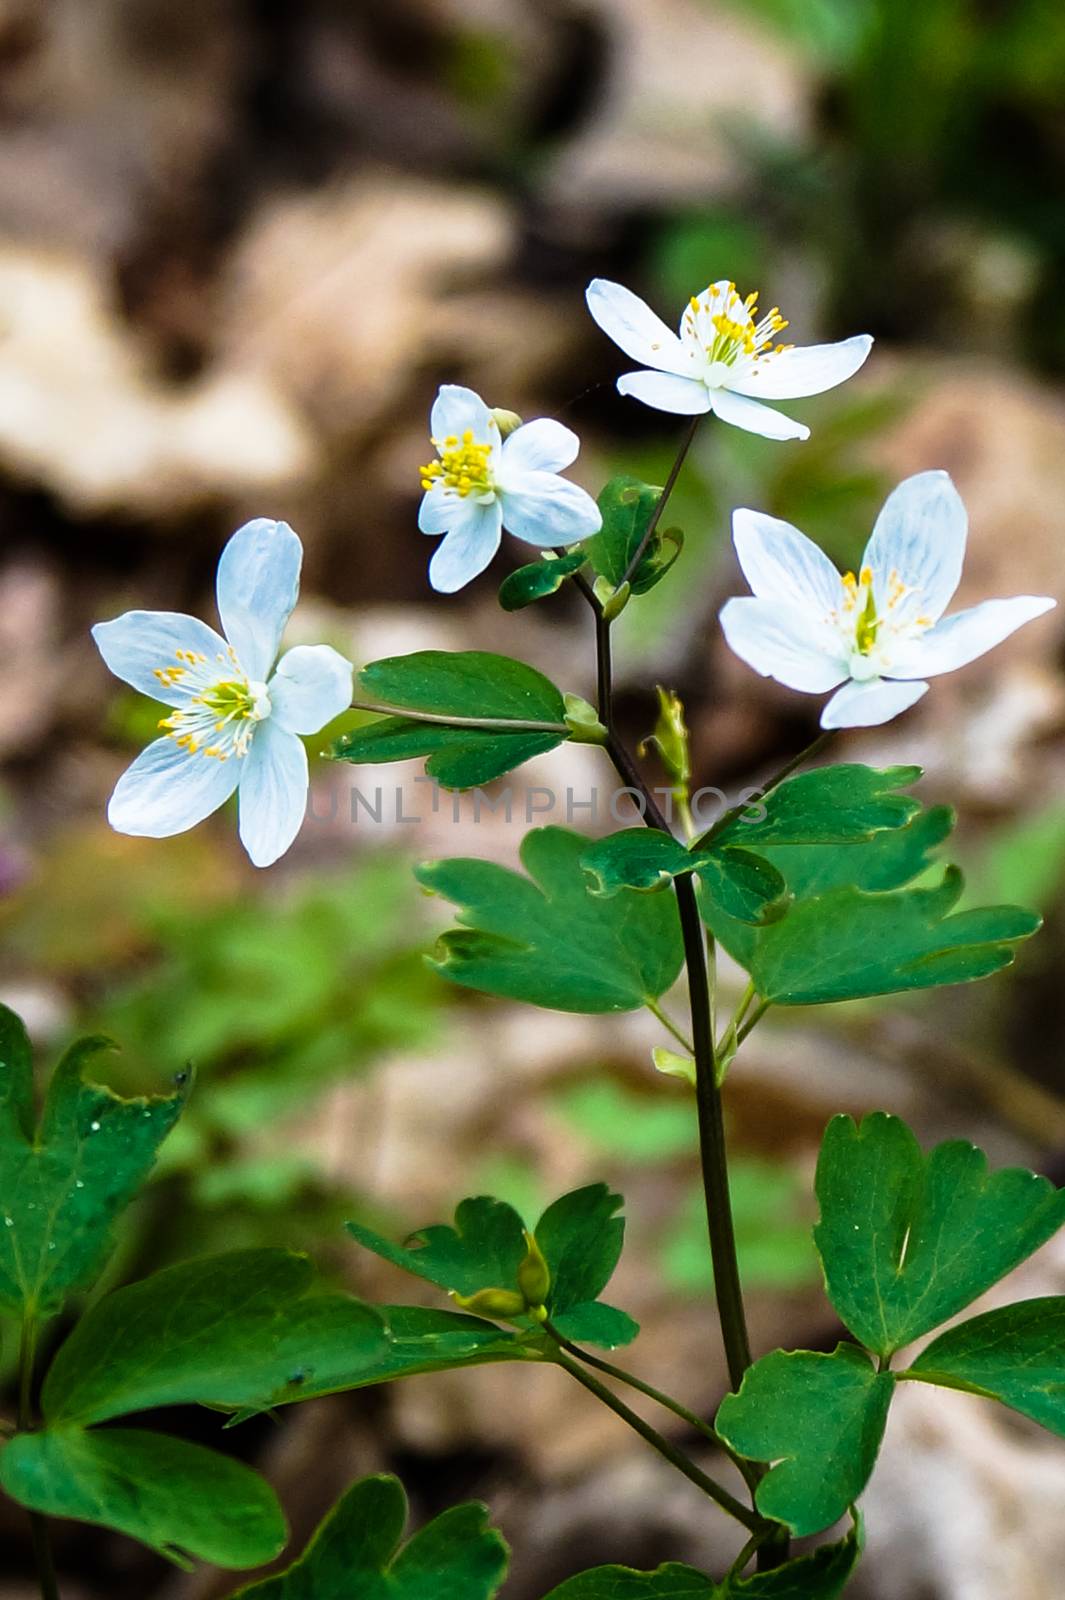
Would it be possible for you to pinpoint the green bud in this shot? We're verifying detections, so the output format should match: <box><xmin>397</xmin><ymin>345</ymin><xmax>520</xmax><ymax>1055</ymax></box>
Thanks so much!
<box><xmin>652</xmin><ymin>1046</ymin><xmax>696</xmax><ymax>1086</ymax></box>
<box><xmin>599</xmin><ymin>580</ymin><xmax>632</xmax><ymax>621</ymax></box>
<box><xmin>450</xmin><ymin>1287</ymin><xmax>527</xmax><ymax>1320</ymax></box>
<box><xmin>642</xmin><ymin>686</ymin><xmax>691</xmax><ymax>786</ymax></box>
<box><xmin>490</xmin><ymin>407</ymin><xmax>524</xmax><ymax>438</ymax></box>
<box><xmin>517</xmin><ymin>1229</ymin><xmax>551</xmax><ymax>1309</ymax></box>
<box><xmin>563</xmin><ymin>693</ymin><xmax>607</xmax><ymax>746</ymax></box>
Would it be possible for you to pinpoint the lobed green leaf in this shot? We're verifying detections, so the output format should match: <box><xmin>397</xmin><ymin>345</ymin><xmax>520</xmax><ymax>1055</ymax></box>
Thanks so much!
<box><xmin>229</xmin><ymin>1473</ymin><xmax>508</xmax><ymax>1599</ymax></box>
<box><xmin>417</xmin><ymin>827</ymin><xmax>684</xmax><ymax>1013</ymax></box>
<box><xmin>815</xmin><ymin>1113</ymin><xmax>1065</xmax><ymax>1356</ymax></box>
<box><xmin>907</xmin><ymin>1297</ymin><xmax>1065</xmax><ymax>1437</ymax></box>
<box><xmin>715</xmin><ymin>1345</ymin><xmax>893</xmax><ymax>1536</ymax></box>
<box><xmin>0</xmin><ymin>1005</ymin><xmax>186</xmax><ymax>1319</ymax></box>
<box><xmin>581</xmin><ymin>831</ymin><xmax>787</xmax><ymax>926</ymax></box>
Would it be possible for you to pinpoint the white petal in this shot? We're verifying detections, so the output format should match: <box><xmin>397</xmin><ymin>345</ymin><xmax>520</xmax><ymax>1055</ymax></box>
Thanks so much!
<box><xmin>430</xmin><ymin>384</ymin><xmax>494</xmax><ymax>445</ymax></box>
<box><xmin>728</xmin><ymin>335</ymin><xmax>873</xmax><ymax>400</ymax></box>
<box><xmin>863</xmin><ymin>471</ymin><xmax>965</xmax><ymax>624</ymax></box>
<box><xmin>820</xmin><ymin>677</ymin><xmax>929</xmax><ymax>729</ymax></box>
<box><xmin>419</xmin><ymin>483</ymin><xmax>464</xmax><ymax>535</ymax></box>
<box><xmin>428</xmin><ymin>502</ymin><xmax>503</xmax><ymax>593</ymax></box>
<box><xmin>216</xmin><ymin>518</ymin><xmax>302</xmax><ymax>682</ymax></box>
<box><xmin>710</xmin><ymin>387</ymin><xmax>810</xmax><ymax>440</ymax></box>
<box><xmin>586</xmin><ymin>279</ymin><xmax>695</xmax><ymax>378</ymax></box>
<box><xmin>888</xmin><ymin>596</ymin><xmax>1056</xmax><ymax>679</ymax></box>
<box><xmin>617</xmin><ymin>370</ymin><xmax>711</xmax><ymax>414</ymax></box>
<box><xmin>500</xmin><ymin>471</ymin><xmax>602</xmax><ymax>546</ymax></box>
<box><xmin>92</xmin><ymin>612</ymin><xmax>229</xmax><ymax>706</ymax></box>
<box><xmin>732</xmin><ymin>508</ymin><xmax>842</xmax><ymax>612</ymax></box>
<box><xmin>237</xmin><ymin>721</ymin><xmax>309</xmax><ymax>868</ymax></box>
<box><xmin>107</xmin><ymin>736</ymin><xmax>239</xmax><ymax>837</ymax></box>
<box><xmin>720</xmin><ymin>597</ymin><xmax>847</xmax><ymax>692</ymax></box>
<box><xmin>269</xmin><ymin>645</ymin><xmax>354</xmax><ymax>734</ymax></box>
<box><xmin>500</xmin><ymin>417</ymin><xmax>580</xmax><ymax>474</ymax></box>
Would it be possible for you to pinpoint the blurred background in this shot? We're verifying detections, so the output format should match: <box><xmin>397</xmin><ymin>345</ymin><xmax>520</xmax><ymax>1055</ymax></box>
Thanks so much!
<box><xmin>1</xmin><ymin>1</ymin><xmax>1064</xmax><ymax>1595</ymax></box>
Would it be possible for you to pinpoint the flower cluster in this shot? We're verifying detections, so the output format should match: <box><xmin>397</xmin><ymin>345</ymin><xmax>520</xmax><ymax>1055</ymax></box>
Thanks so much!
<box><xmin>93</xmin><ymin>274</ymin><xmax>1055</xmax><ymax>864</ymax></box>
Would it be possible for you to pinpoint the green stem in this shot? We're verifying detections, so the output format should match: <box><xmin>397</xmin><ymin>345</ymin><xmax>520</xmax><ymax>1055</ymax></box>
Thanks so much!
<box><xmin>549</xmin><ymin>1345</ymin><xmax>761</xmax><ymax>1531</ymax></box>
<box><xmin>694</xmin><ymin>732</ymin><xmax>832</xmax><ymax>850</ymax></box>
<box><xmin>18</xmin><ymin>1319</ymin><xmax>60</xmax><ymax>1600</ymax></box>
<box><xmin>618</xmin><ymin>417</ymin><xmax>701</xmax><ymax>590</ymax></box>
<box><xmin>348</xmin><ymin>699</ymin><xmax>569</xmax><ymax>735</ymax></box>
<box><xmin>647</xmin><ymin>999</ymin><xmax>695</xmax><ymax>1056</ymax></box>
<box><xmin>543</xmin><ymin>1318</ymin><xmax>719</xmax><ymax>1443</ymax></box>
<box><xmin>601</xmin><ymin>725</ymin><xmax>753</xmax><ymax>1393</ymax></box>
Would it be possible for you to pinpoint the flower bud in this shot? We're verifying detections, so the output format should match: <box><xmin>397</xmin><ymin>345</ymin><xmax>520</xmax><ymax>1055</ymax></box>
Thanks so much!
<box><xmin>450</xmin><ymin>1287</ymin><xmax>528</xmax><ymax>1319</ymax></box>
<box><xmin>517</xmin><ymin>1229</ymin><xmax>551</xmax><ymax>1309</ymax></box>
<box><xmin>490</xmin><ymin>407</ymin><xmax>524</xmax><ymax>438</ymax></box>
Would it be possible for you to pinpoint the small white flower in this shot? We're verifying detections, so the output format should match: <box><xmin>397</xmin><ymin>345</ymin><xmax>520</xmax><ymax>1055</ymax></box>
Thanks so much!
<box><xmin>92</xmin><ymin>519</ymin><xmax>353</xmax><ymax>867</ymax></box>
<box><xmin>418</xmin><ymin>385</ymin><xmax>601</xmax><ymax>592</ymax></box>
<box><xmin>586</xmin><ymin>277</ymin><xmax>872</xmax><ymax>440</ymax></box>
<box><xmin>720</xmin><ymin>471</ymin><xmax>1056</xmax><ymax>729</ymax></box>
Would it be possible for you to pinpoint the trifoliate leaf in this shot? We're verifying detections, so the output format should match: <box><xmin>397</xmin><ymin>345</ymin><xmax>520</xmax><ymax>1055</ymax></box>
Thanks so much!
<box><xmin>41</xmin><ymin>1249</ymin><xmax>390</xmax><ymax>1425</ymax></box>
<box><xmin>230</xmin><ymin>1474</ymin><xmax>508</xmax><ymax>1599</ymax></box>
<box><xmin>0</xmin><ymin>1427</ymin><xmax>286</xmax><ymax>1570</ymax></box>
<box><xmin>348</xmin><ymin>1185</ymin><xmax>637</xmax><ymax>1349</ymax></box>
<box><xmin>540</xmin><ymin>1519</ymin><xmax>862</xmax><ymax>1598</ymax></box>
<box><xmin>333</xmin><ymin>651</ymin><xmax>569</xmax><ymax>789</ymax></box>
<box><xmin>0</xmin><ymin>1004</ymin><xmax>187</xmax><ymax>1318</ymax></box>
<box><xmin>906</xmin><ymin>1298</ymin><xmax>1065</xmax><ymax>1436</ymax></box>
<box><xmin>499</xmin><ymin>551</ymin><xmax>587</xmax><ymax>611</ymax></box>
<box><xmin>583</xmin><ymin>476</ymin><xmax>683</xmax><ymax>596</ymax></box>
<box><xmin>417</xmin><ymin>826</ymin><xmax>684</xmax><ymax>1013</ymax></box>
<box><xmin>580</xmin><ymin>831</ymin><xmax>787</xmax><ymax>927</ymax></box>
<box><xmin>815</xmin><ymin>1113</ymin><xmax>1065</xmax><ymax>1356</ymax></box>
<box><xmin>715</xmin><ymin>1344</ymin><xmax>893</xmax><ymax>1536</ymax></box>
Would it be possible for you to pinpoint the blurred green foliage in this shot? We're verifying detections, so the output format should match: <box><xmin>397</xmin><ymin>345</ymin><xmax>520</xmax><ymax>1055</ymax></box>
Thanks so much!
<box><xmin>0</xmin><ymin>826</ymin><xmax>444</xmax><ymax>1272</ymax></box>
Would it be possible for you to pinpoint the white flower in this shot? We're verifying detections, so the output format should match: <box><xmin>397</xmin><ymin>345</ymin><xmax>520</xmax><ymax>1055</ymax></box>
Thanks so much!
<box><xmin>418</xmin><ymin>385</ymin><xmax>601</xmax><ymax>592</ymax></box>
<box><xmin>720</xmin><ymin>471</ymin><xmax>1056</xmax><ymax>729</ymax></box>
<box><xmin>586</xmin><ymin>277</ymin><xmax>872</xmax><ymax>440</ymax></box>
<box><xmin>92</xmin><ymin>519</ymin><xmax>353</xmax><ymax>867</ymax></box>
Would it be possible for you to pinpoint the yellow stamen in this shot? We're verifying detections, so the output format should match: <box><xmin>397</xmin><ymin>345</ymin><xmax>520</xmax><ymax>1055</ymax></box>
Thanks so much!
<box><xmin>419</xmin><ymin>427</ymin><xmax>494</xmax><ymax>499</ymax></box>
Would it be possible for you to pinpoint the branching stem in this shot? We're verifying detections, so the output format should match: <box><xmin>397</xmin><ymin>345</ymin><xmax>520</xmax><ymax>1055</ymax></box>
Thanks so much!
<box><xmin>18</xmin><ymin>1318</ymin><xmax>60</xmax><ymax>1600</ymax></box>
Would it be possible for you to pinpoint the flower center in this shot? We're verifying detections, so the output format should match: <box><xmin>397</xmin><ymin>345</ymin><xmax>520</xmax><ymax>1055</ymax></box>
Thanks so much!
<box><xmin>835</xmin><ymin>567</ymin><xmax>932</xmax><ymax>678</ymax></box>
<box><xmin>154</xmin><ymin>648</ymin><xmax>270</xmax><ymax>760</ymax></box>
<box><xmin>683</xmin><ymin>283</ymin><xmax>792</xmax><ymax>383</ymax></box>
<box><xmin>420</xmin><ymin>430</ymin><xmax>495</xmax><ymax>498</ymax></box>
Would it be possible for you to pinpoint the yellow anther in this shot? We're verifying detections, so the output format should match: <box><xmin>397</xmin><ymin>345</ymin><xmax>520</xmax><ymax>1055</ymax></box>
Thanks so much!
<box><xmin>419</xmin><ymin>429</ymin><xmax>495</xmax><ymax>500</ymax></box>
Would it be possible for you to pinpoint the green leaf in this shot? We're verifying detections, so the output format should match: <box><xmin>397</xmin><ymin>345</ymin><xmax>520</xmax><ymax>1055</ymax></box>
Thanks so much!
<box><xmin>584</xmin><ymin>476</ymin><xmax>682</xmax><ymax>596</ymax></box>
<box><xmin>710</xmin><ymin>764</ymin><xmax>924</xmax><ymax>850</ymax></box>
<box><xmin>715</xmin><ymin>1345</ymin><xmax>893</xmax><ymax>1536</ymax></box>
<box><xmin>41</xmin><ymin>1249</ymin><xmax>390</xmax><ymax>1425</ymax></box>
<box><xmin>815</xmin><ymin>1113</ymin><xmax>1065</xmax><ymax>1356</ymax></box>
<box><xmin>333</xmin><ymin>719</ymin><xmax>564</xmax><ymax>791</ymax></box>
<box><xmin>348</xmin><ymin>1195</ymin><xmax>527</xmax><ymax>1298</ymax></box>
<box><xmin>499</xmin><ymin>550</ymin><xmax>587</xmax><ymax>611</ymax></box>
<box><xmin>549</xmin><ymin>1300</ymin><xmax>639</xmax><ymax>1348</ymax></box>
<box><xmin>417</xmin><ymin>826</ymin><xmax>684</xmax><ymax>1013</ymax></box>
<box><xmin>374</xmin><ymin>1305</ymin><xmax>531</xmax><ymax>1381</ymax></box>
<box><xmin>541</xmin><ymin>1565</ymin><xmax>712</xmax><ymax>1599</ymax></box>
<box><xmin>535</xmin><ymin>1184</ymin><xmax>624</xmax><ymax>1309</ymax></box>
<box><xmin>580</xmin><ymin>830</ymin><xmax>788</xmax><ymax>927</ymax></box>
<box><xmin>539</xmin><ymin>1520</ymin><xmax>861</xmax><ymax>1598</ymax></box>
<box><xmin>333</xmin><ymin>651</ymin><xmax>569</xmax><ymax>789</ymax></box>
<box><xmin>718</xmin><ymin>868</ymin><xmax>1039</xmax><ymax>1006</ymax></box>
<box><xmin>0</xmin><ymin>1005</ymin><xmax>186</xmax><ymax>1318</ymax></box>
<box><xmin>349</xmin><ymin>1185</ymin><xmax>636</xmax><ymax>1349</ymax></box>
<box><xmin>0</xmin><ymin>1427</ymin><xmax>286</xmax><ymax>1569</ymax></box>
<box><xmin>230</xmin><ymin>1473</ymin><xmax>508</xmax><ymax>1599</ymax></box>
<box><xmin>907</xmin><ymin>1298</ymin><xmax>1065</xmax><ymax>1437</ymax></box>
